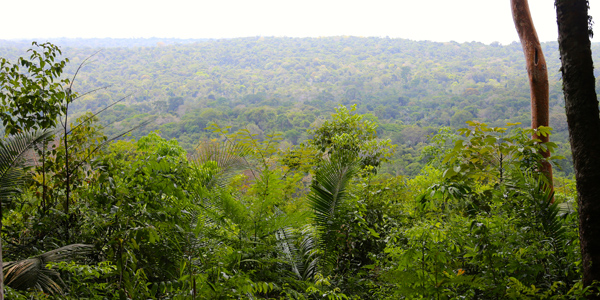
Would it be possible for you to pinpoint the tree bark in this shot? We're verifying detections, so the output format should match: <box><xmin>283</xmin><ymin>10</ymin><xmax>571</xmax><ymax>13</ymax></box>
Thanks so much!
<box><xmin>511</xmin><ymin>0</ymin><xmax>553</xmax><ymax>184</ymax></box>
<box><xmin>556</xmin><ymin>0</ymin><xmax>600</xmax><ymax>294</ymax></box>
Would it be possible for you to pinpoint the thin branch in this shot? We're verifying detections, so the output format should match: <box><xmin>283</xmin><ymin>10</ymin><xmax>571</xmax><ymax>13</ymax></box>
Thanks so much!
<box><xmin>70</xmin><ymin>85</ymin><xmax>112</xmax><ymax>101</ymax></box>
<box><xmin>68</xmin><ymin>93</ymin><xmax>132</xmax><ymax>135</ymax></box>
<box><xmin>68</xmin><ymin>50</ymin><xmax>101</xmax><ymax>91</ymax></box>
<box><xmin>58</xmin><ymin>116</ymin><xmax>66</xmax><ymax>129</ymax></box>
<box><xmin>69</xmin><ymin>118</ymin><xmax>154</xmax><ymax>172</ymax></box>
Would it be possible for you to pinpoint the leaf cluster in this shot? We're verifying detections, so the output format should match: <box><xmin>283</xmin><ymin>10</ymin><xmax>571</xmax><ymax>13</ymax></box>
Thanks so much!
<box><xmin>0</xmin><ymin>42</ymin><xmax>71</xmax><ymax>134</ymax></box>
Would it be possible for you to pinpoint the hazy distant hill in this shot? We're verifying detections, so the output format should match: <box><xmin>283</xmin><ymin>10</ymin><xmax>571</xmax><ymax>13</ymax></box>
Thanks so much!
<box><xmin>0</xmin><ymin>37</ymin><xmax>209</xmax><ymax>48</ymax></box>
<box><xmin>2</xmin><ymin>37</ymin><xmax>598</xmax><ymax>175</ymax></box>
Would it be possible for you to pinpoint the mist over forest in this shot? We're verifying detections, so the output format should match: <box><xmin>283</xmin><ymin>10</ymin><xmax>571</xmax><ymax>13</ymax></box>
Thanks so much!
<box><xmin>3</xmin><ymin>36</ymin><xmax>596</xmax><ymax>176</ymax></box>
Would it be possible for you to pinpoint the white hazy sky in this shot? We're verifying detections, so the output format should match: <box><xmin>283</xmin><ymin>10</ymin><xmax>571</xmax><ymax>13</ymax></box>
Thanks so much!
<box><xmin>2</xmin><ymin>0</ymin><xmax>598</xmax><ymax>44</ymax></box>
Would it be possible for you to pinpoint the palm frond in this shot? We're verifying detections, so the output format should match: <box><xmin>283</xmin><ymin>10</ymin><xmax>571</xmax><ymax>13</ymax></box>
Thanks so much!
<box><xmin>276</xmin><ymin>226</ymin><xmax>319</xmax><ymax>281</ymax></box>
<box><xmin>0</xmin><ymin>130</ymin><xmax>53</xmax><ymax>203</ymax></box>
<box><xmin>3</xmin><ymin>244</ymin><xmax>93</xmax><ymax>294</ymax></box>
<box><xmin>531</xmin><ymin>176</ymin><xmax>567</xmax><ymax>255</ymax></box>
<box><xmin>297</xmin><ymin>227</ymin><xmax>319</xmax><ymax>281</ymax></box>
<box><xmin>307</xmin><ymin>153</ymin><xmax>359</xmax><ymax>271</ymax></box>
<box><xmin>507</xmin><ymin>170</ymin><xmax>568</xmax><ymax>254</ymax></box>
<box><xmin>190</xmin><ymin>140</ymin><xmax>250</xmax><ymax>188</ymax></box>
<box><xmin>276</xmin><ymin>227</ymin><xmax>301</xmax><ymax>279</ymax></box>
<box><xmin>308</xmin><ymin>156</ymin><xmax>358</xmax><ymax>232</ymax></box>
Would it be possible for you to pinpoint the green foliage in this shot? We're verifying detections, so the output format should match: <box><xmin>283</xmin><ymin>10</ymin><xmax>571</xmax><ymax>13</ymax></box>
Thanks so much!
<box><xmin>308</xmin><ymin>151</ymin><xmax>359</xmax><ymax>272</ymax></box>
<box><xmin>377</xmin><ymin>123</ymin><xmax>580</xmax><ymax>299</ymax></box>
<box><xmin>0</xmin><ymin>130</ymin><xmax>53</xmax><ymax>297</ymax></box>
<box><xmin>441</xmin><ymin>121</ymin><xmax>558</xmax><ymax>184</ymax></box>
<box><xmin>276</xmin><ymin>226</ymin><xmax>319</xmax><ymax>282</ymax></box>
<box><xmin>450</xmin><ymin>110</ymin><xmax>474</xmax><ymax>128</ymax></box>
<box><xmin>43</xmin><ymin>113</ymin><xmax>107</xmax><ymax>213</ymax></box>
<box><xmin>0</xmin><ymin>42</ymin><xmax>71</xmax><ymax>134</ymax></box>
<box><xmin>3</xmin><ymin>244</ymin><xmax>93</xmax><ymax>294</ymax></box>
<box><xmin>307</xmin><ymin>105</ymin><xmax>395</xmax><ymax>170</ymax></box>
<box><xmin>0</xmin><ymin>130</ymin><xmax>53</xmax><ymax>206</ymax></box>
<box><xmin>0</xmin><ymin>42</ymin><xmax>589</xmax><ymax>299</ymax></box>
<box><xmin>2</xmin><ymin>38</ymin><xmax>584</xmax><ymax>177</ymax></box>
<box><xmin>72</xmin><ymin>132</ymin><xmax>198</xmax><ymax>298</ymax></box>
<box><xmin>50</xmin><ymin>261</ymin><xmax>117</xmax><ymax>298</ymax></box>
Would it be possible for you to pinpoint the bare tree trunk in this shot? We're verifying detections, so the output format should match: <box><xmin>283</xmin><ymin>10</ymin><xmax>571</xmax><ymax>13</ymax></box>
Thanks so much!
<box><xmin>511</xmin><ymin>0</ymin><xmax>553</xmax><ymax>185</ymax></box>
<box><xmin>555</xmin><ymin>0</ymin><xmax>600</xmax><ymax>295</ymax></box>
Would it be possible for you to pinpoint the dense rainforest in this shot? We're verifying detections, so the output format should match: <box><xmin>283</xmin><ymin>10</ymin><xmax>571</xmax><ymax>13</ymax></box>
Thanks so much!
<box><xmin>0</xmin><ymin>36</ymin><xmax>597</xmax><ymax>299</ymax></box>
<box><xmin>4</xmin><ymin>36</ymin><xmax>599</xmax><ymax>176</ymax></box>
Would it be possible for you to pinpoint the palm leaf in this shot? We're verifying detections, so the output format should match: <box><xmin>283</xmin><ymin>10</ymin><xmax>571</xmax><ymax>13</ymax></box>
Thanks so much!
<box><xmin>0</xmin><ymin>130</ymin><xmax>53</xmax><ymax>205</ymax></box>
<box><xmin>276</xmin><ymin>227</ymin><xmax>301</xmax><ymax>278</ymax></box>
<box><xmin>0</xmin><ymin>130</ymin><xmax>59</xmax><ymax>296</ymax></box>
<box><xmin>3</xmin><ymin>244</ymin><xmax>93</xmax><ymax>294</ymax></box>
<box><xmin>308</xmin><ymin>156</ymin><xmax>358</xmax><ymax>232</ymax></box>
<box><xmin>507</xmin><ymin>170</ymin><xmax>568</xmax><ymax>255</ymax></box>
<box><xmin>276</xmin><ymin>226</ymin><xmax>319</xmax><ymax>281</ymax></box>
<box><xmin>190</xmin><ymin>139</ymin><xmax>249</xmax><ymax>188</ymax></box>
<box><xmin>307</xmin><ymin>153</ymin><xmax>359</xmax><ymax>269</ymax></box>
<box><xmin>190</xmin><ymin>140</ymin><xmax>253</xmax><ymax>237</ymax></box>
<box><xmin>295</xmin><ymin>226</ymin><xmax>319</xmax><ymax>281</ymax></box>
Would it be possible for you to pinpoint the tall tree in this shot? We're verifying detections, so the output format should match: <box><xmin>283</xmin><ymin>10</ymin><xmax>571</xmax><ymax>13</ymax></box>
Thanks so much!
<box><xmin>555</xmin><ymin>0</ymin><xmax>600</xmax><ymax>294</ymax></box>
<box><xmin>511</xmin><ymin>0</ymin><xmax>553</xmax><ymax>184</ymax></box>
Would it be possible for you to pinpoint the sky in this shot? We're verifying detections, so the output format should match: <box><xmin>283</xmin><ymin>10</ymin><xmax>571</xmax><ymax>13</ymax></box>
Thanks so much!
<box><xmin>1</xmin><ymin>0</ymin><xmax>598</xmax><ymax>44</ymax></box>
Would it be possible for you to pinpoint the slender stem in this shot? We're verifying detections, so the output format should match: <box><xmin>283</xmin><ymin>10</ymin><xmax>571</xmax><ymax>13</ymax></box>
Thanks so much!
<box><xmin>499</xmin><ymin>152</ymin><xmax>503</xmax><ymax>183</ymax></box>
<box><xmin>42</xmin><ymin>146</ymin><xmax>46</xmax><ymax>210</ymax></box>
<box><xmin>63</xmin><ymin>91</ymin><xmax>71</xmax><ymax>242</ymax></box>
<box><xmin>0</xmin><ymin>203</ymin><xmax>4</xmax><ymax>300</ymax></box>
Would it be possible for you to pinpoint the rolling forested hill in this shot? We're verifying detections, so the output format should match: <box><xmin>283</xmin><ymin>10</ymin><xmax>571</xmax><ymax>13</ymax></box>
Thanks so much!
<box><xmin>2</xmin><ymin>36</ymin><xmax>598</xmax><ymax>299</ymax></box>
<box><xmin>2</xmin><ymin>37</ymin><xmax>598</xmax><ymax>176</ymax></box>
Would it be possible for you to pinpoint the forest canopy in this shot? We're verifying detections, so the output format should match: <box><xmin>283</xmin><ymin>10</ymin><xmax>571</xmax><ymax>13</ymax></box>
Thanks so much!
<box><xmin>0</xmin><ymin>36</ymin><xmax>597</xmax><ymax>299</ymax></box>
<box><xmin>2</xmin><ymin>37</ymin><xmax>592</xmax><ymax>177</ymax></box>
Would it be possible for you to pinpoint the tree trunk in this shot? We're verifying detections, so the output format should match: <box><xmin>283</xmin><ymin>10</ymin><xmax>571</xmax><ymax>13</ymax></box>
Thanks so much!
<box><xmin>556</xmin><ymin>0</ymin><xmax>600</xmax><ymax>294</ymax></box>
<box><xmin>0</xmin><ymin>199</ymin><xmax>4</xmax><ymax>300</ymax></box>
<box><xmin>511</xmin><ymin>0</ymin><xmax>553</xmax><ymax>184</ymax></box>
